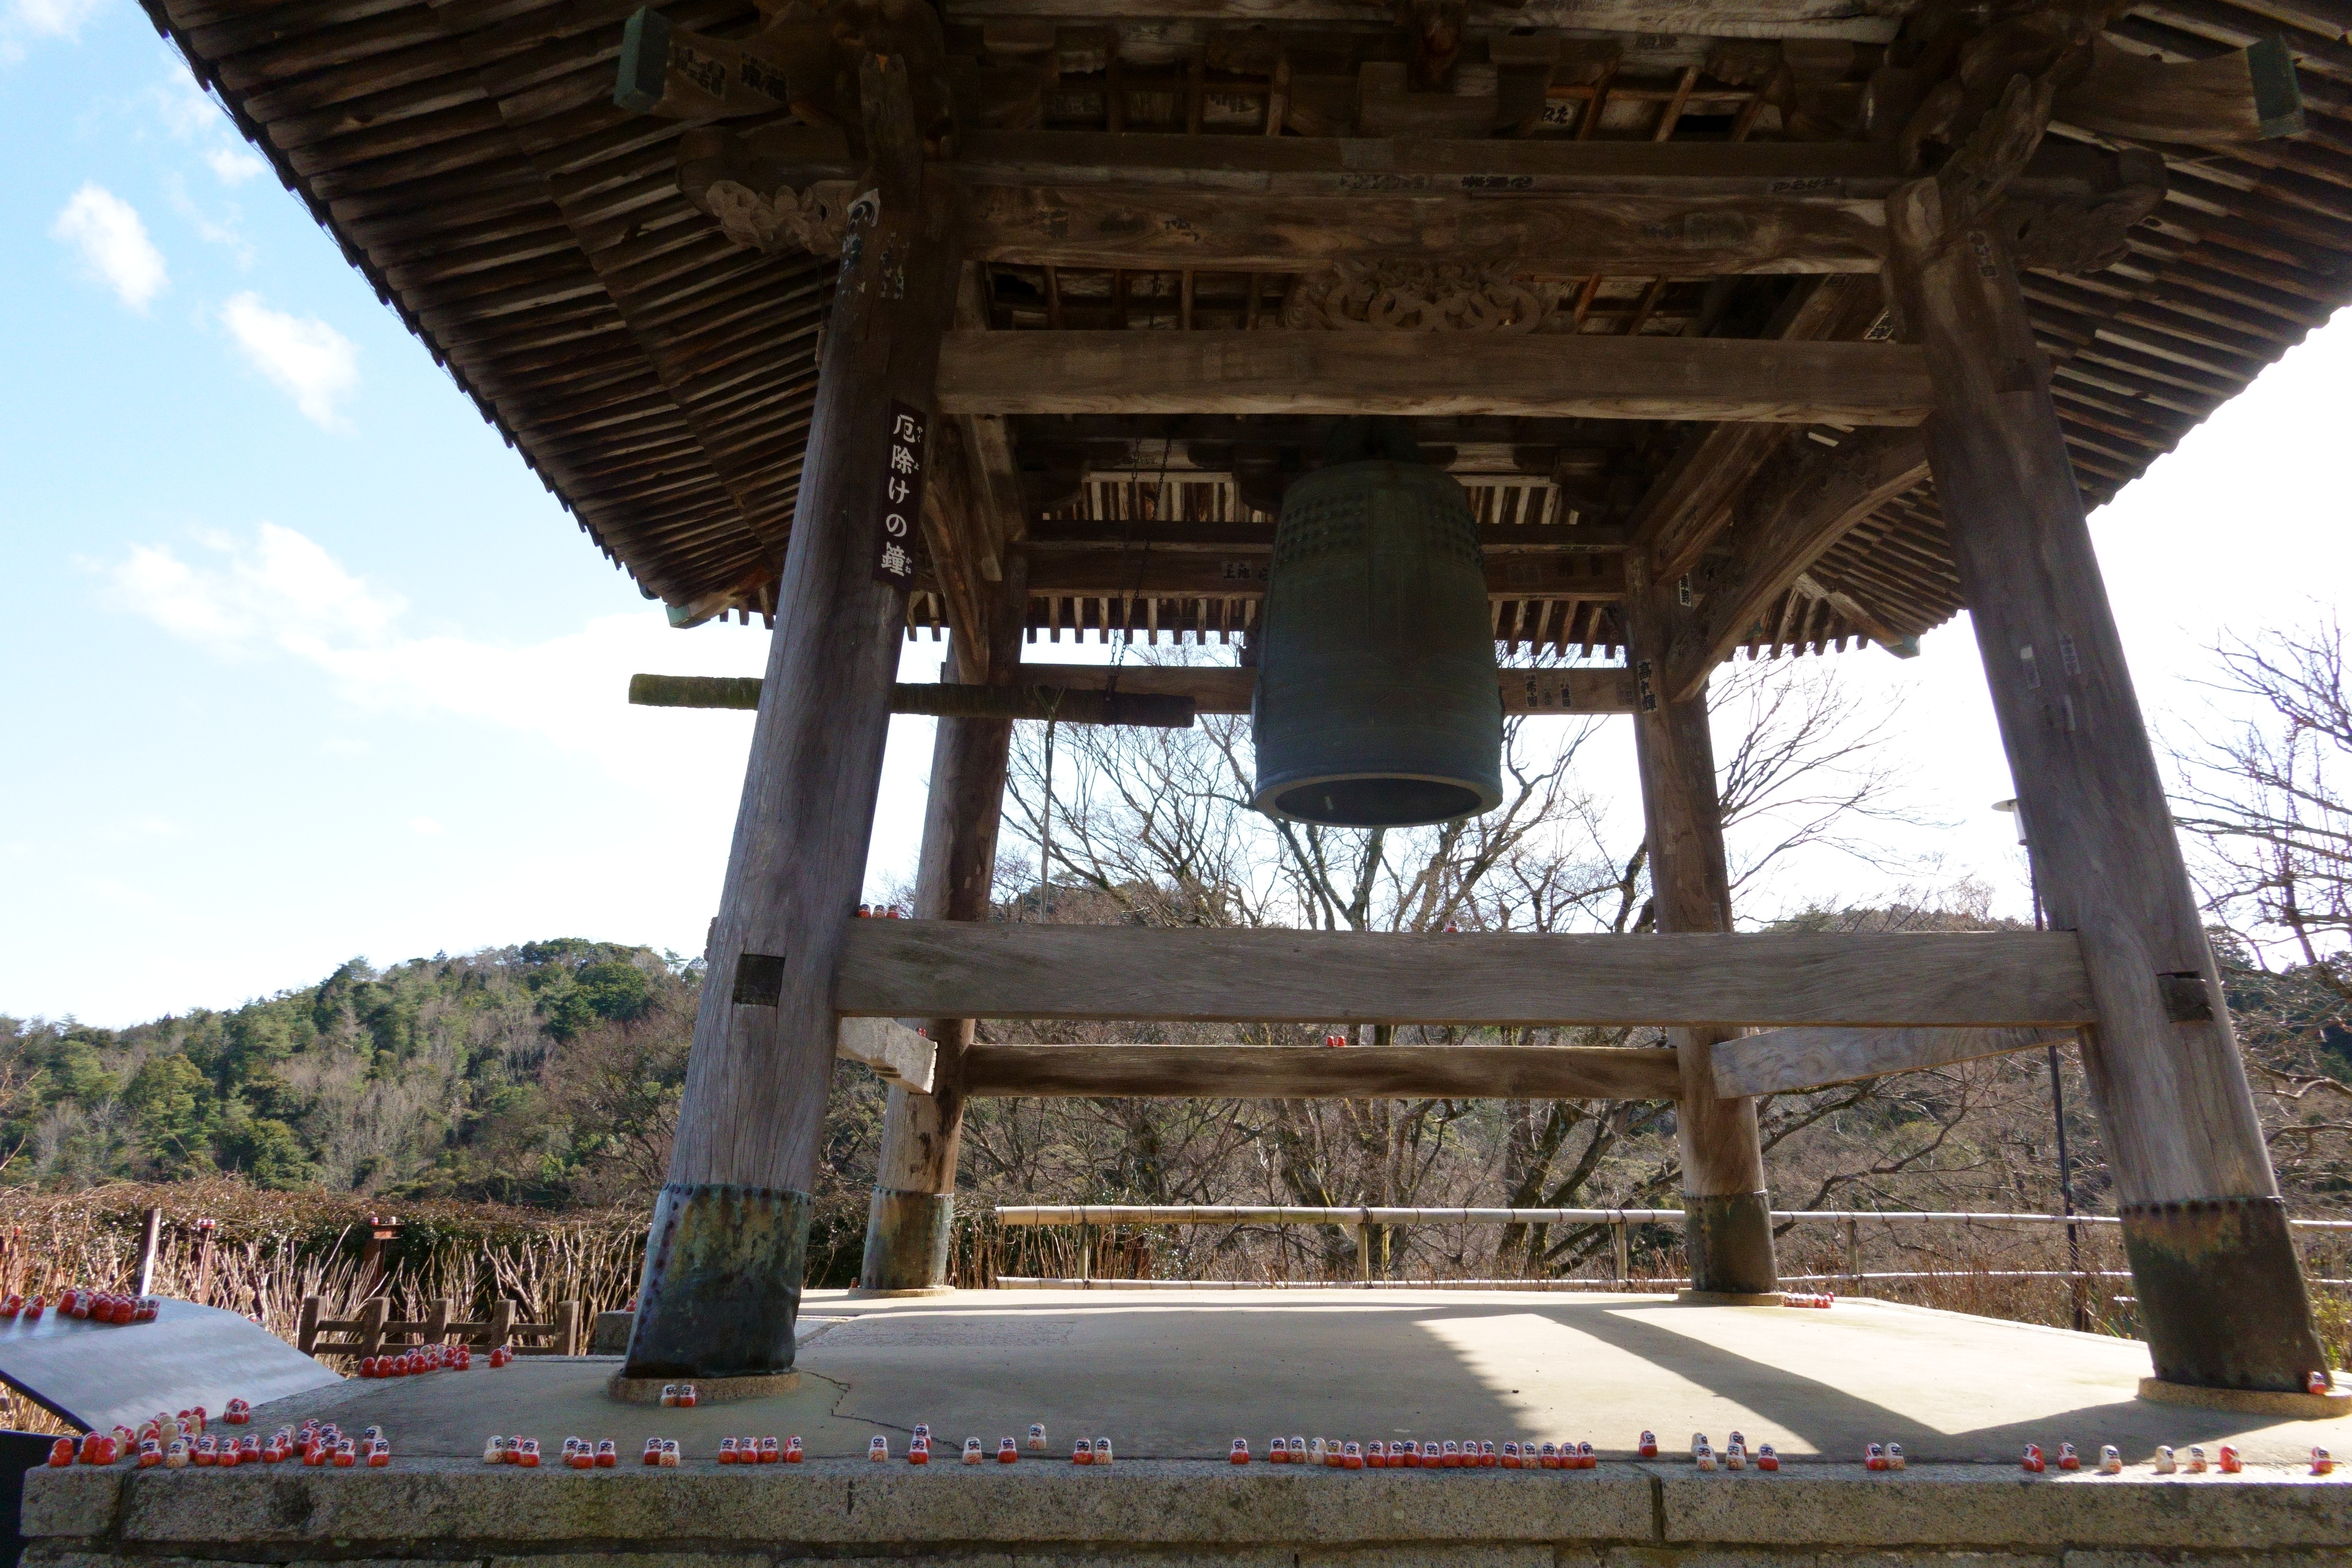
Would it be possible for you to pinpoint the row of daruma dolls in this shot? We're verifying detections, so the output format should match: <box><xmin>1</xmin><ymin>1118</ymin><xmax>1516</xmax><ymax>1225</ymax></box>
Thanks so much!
<box><xmin>1231</xmin><ymin>1435</ymin><xmax>1644</xmax><ymax>1469</ymax></box>
<box><xmin>3</xmin><ymin>1288</ymin><xmax>159</xmax><ymax>1324</ymax></box>
<box><xmin>53</xmin><ymin>1415</ymin><xmax>389</xmax><ymax>1469</ymax></box>
<box><xmin>357</xmin><ymin>1342</ymin><xmax>515</xmax><ymax>1377</ymax></box>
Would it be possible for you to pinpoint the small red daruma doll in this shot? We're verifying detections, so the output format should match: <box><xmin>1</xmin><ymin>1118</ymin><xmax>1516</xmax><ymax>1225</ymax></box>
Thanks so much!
<box><xmin>997</xmin><ymin>1437</ymin><xmax>1018</xmax><ymax>1464</ymax></box>
<box><xmin>1229</xmin><ymin>1438</ymin><xmax>1251</xmax><ymax>1465</ymax></box>
<box><xmin>2218</xmin><ymin>1444</ymin><xmax>2243</xmax><ymax>1475</ymax></box>
<box><xmin>1071</xmin><ymin>1438</ymin><xmax>1092</xmax><ymax>1465</ymax></box>
<box><xmin>962</xmin><ymin>1438</ymin><xmax>984</xmax><ymax>1465</ymax></box>
<box><xmin>597</xmin><ymin>1440</ymin><xmax>618</xmax><ymax>1468</ymax></box>
<box><xmin>45</xmin><ymin>1438</ymin><xmax>73</xmax><ymax>1469</ymax></box>
<box><xmin>1638</xmin><ymin>1431</ymin><xmax>1659</xmax><ymax>1459</ymax></box>
<box><xmin>784</xmin><ymin>1436</ymin><xmax>805</xmax><ymax>1464</ymax></box>
<box><xmin>2021</xmin><ymin>1444</ymin><xmax>2045</xmax><ymax>1474</ymax></box>
<box><xmin>1342</xmin><ymin>1442</ymin><xmax>1363</xmax><ymax>1471</ymax></box>
<box><xmin>1757</xmin><ymin>1444</ymin><xmax>1780</xmax><ymax>1472</ymax></box>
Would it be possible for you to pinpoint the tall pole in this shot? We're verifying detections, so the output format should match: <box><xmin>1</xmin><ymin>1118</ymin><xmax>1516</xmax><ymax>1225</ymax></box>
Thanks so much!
<box><xmin>860</xmin><ymin>559</ymin><xmax>1025</xmax><ymax>1292</ymax></box>
<box><xmin>621</xmin><ymin>56</ymin><xmax>962</xmax><ymax>1383</ymax></box>
<box><xmin>1625</xmin><ymin>556</ymin><xmax>1779</xmax><ymax>1299</ymax></box>
<box><xmin>1889</xmin><ymin>175</ymin><xmax>2326</xmax><ymax>1391</ymax></box>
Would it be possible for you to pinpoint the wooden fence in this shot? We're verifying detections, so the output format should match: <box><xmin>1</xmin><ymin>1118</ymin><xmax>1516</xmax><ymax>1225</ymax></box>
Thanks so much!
<box><xmin>296</xmin><ymin>1297</ymin><xmax>586</xmax><ymax>1360</ymax></box>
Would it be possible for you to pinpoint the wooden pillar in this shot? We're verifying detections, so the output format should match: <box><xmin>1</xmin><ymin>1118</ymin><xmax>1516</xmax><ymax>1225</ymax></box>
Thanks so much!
<box><xmin>1888</xmin><ymin>176</ymin><xmax>2326</xmax><ymax>1391</ymax></box>
<box><xmin>621</xmin><ymin>55</ymin><xmax>963</xmax><ymax>1382</ymax></box>
<box><xmin>860</xmin><ymin>559</ymin><xmax>1026</xmax><ymax>1292</ymax></box>
<box><xmin>1625</xmin><ymin>556</ymin><xmax>1778</xmax><ymax>1299</ymax></box>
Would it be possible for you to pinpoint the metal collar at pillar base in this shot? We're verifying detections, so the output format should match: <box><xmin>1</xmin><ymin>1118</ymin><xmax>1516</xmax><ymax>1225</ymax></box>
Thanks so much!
<box><xmin>608</xmin><ymin>1369</ymin><xmax>802</xmax><ymax>1404</ymax></box>
<box><xmin>1684</xmin><ymin>1191</ymin><xmax>1778</xmax><ymax>1298</ymax></box>
<box><xmin>1675</xmin><ymin>1289</ymin><xmax>1787</xmax><ymax>1306</ymax></box>
<box><xmin>2120</xmin><ymin>1195</ymin><xmax>2331</xmax><ymax>1394</ymax></box>
<box><xmin>2136</xmin><ymin>1375</ymin><xmax>2351</xmax><ymax>1420</ymax></box>
<box><xmin>621</xmin><ymin>1182</ymin><xmax>809</xmax><ymax>1381</ymax></box>
<box><xmin>860</xmin><ymin>1187</ymin><xmax>955</xmax><ymax>1293</ymax></box>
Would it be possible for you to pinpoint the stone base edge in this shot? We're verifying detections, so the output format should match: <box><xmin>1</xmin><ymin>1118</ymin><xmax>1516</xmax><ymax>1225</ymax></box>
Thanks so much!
<box><xmin>845</xmin><ymin>1285</ymin><xmax>957</xmax><ymax>1298</ymax></box>
<box><xmin>607</xmin><ymin>1370</ymin><xmax>802</xmax><ymax>1405</ymax></box>
<box><xmin>2136</xmin><ymin>1375</ymin><xmax>2351</xmax><ymax>1419</ymax></box>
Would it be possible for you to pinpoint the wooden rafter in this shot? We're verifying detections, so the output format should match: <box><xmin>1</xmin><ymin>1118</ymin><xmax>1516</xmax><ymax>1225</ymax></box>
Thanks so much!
<box><xmin>1665</xmin><ymin>427</ymin><xmax>1932</xmax><ymax>700</ymax></box>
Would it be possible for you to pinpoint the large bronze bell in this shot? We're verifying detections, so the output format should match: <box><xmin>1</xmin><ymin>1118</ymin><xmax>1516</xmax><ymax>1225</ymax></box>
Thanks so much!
<box><xmin>1252</xmin><ymin>420</ymin><xmax>1503</xmax><ymax>828</ymax></box>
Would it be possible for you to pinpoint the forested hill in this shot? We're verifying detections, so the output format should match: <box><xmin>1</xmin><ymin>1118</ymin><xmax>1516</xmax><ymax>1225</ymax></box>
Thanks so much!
<box><xmin>0</xmin><ymin>943</ymin><xmax>702</xmax><ymax>1206</ymax></box>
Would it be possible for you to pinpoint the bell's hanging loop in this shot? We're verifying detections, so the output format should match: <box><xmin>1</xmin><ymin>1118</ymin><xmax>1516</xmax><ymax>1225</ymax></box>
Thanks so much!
<box><xmin>1252</xmin><ymin>418</ymin><xmax>1503</xmax><ymax>828</ymax></box>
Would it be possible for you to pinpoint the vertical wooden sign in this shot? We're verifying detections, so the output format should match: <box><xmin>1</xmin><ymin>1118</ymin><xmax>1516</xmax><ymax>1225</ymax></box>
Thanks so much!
<box><xmin>875</xmin><ymin>402</ymin><xmax>927</xmax><ymax>591</ymax></box>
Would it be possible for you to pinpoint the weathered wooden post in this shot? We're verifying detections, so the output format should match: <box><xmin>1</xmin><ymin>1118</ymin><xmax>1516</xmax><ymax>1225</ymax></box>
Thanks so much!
<box><xmin>1887</xmin><ymin>175</ymin><xmax>2327</xmax><ymax>1391</ymax></box>
<box><xmin>860</xmin><ymin>562</ymin><xmax>1026</xmax><ymax>1292</ymax></box>
<box><xmin>134</xmin><ymin>1206</ymin><xmax>163</xmax><ymax>1296</ymax></box>
<box><xmin>1626</xmin><ymin>559</ymin><xmax>1779</xmax><ymax>1299</ymax></box>
<box><xmin>620</xmin><ymin>54</ymin><xmax>963</xmax><ymax>1384</ymax></box>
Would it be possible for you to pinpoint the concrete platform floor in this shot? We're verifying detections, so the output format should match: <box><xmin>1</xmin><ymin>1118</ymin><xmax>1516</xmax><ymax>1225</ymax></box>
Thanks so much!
<box><xmin>247</xmin><ymin>1289</ymin><xmax>2352</xmax><ymax>1470</ymax></box>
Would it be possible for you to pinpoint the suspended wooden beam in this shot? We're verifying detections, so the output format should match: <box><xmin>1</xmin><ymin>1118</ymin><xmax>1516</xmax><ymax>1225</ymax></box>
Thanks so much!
<box><xmin>964</xmin><ymin>1044</ymin><xmax>1682</xmax><ymax>1100</ymax></box>
<box><xmin>1711</xmin><ymin>1025</ymin><xmax>2068</xmax><ymax>1099</ymax></box>
<box><xmin>935</xmin><ymin>332</ymin><xmax>1934</xmax><ymax>424</ymax></box>
<box><xmin>635</xmin><ymin>665</ymin><xmax>1639</xmax><ymax>718</ymax></box>
<box><xmin>1664</xmin><ymin>427</ymin><xmax>1931</xmax><ymax>701</ymax></box>
<box><xmin>628</xmin><ymin>673</ymin><xmax>1194</xmax><ymax>727</ymax></box>
<box><xmin>837</xmin><ymin>1016</ymin><xmax>938</xmax><ymax>1094</ymax></box>
<box><xmin>834</xmin><ymin>920</ymin><xmax>2098</xmax><ymax>1028</ymax></box>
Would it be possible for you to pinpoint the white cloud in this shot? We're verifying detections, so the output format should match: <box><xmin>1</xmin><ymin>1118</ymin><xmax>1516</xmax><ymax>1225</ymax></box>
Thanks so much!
<box><xmin>205</xmin><ymin>146</ymin><xmax>267</xmax><ymax>185</ymax></box>
<box><xmin>221</xmin><ymin>293</ymin><xmax>358</xmax><ymax>428</ymax></box>
<box><xmin>105</xmin><ymin>524</ymin><xmax>774</xmax><ymax>797</ymax></box>
<box><xmin>409</xmin><ymin>817</ymin><xmax>445</xmax><ymax>837</ymax></box>
<box><xmin>51</xmin><ymin>184</ymin><xmax>167</xmax><ymax>311</ymax></box>
<box><xmin>1</xmin><ymin>0</ymin><xmax>103</xmax><ymax>60</ymax></box>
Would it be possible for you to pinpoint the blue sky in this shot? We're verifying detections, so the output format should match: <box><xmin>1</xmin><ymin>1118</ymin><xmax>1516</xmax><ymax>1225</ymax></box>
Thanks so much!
<box><xmin>5</xmin><ymin>2</ymin><xmax>2348</xmax><ymax>1025</ymax></box>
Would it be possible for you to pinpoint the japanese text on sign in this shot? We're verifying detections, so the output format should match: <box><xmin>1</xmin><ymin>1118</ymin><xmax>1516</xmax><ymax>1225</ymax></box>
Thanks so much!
<box><xmin>874</xmin><ymin>402</ymin><xmax>927</xmax><ymax>591</ymax></box>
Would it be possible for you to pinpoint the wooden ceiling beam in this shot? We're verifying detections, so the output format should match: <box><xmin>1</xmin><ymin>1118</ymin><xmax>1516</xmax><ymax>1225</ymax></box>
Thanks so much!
<box><xmin>1028</xmin><ymin>518</ymin><xmax>1628</xmax><ymax>552</ymax></box>
<box><xmin>1018</xmin><ymin>547</ymin><xmax>1624</xmax><ymax>601</ymax></box>
<box><xmin>936</xmin><ymin>0</ymin><xmax>1906</xmax><ymax>42</ymax></box>
<box><xmin>970</xmin><ymin>185</ymin><xmax>1884</xmax><ymax>272</ymax></box>
<box><xmin>935</xmin><ymin>331</ymin><xmax>1932</xmax><ymax>423</ymax></box>
<box><xmin>1663</xmin><ymin>428</ymin><xmax>1931</xmax><ymax>701</ymax></box>
<box><xmin>833</xmin><ymin>919</ymin><xmax>2099</xmax><ymax>1028</ymax></box>
<box><xmin>964</xmin><ymin>1044</ymin><xmax>1684</xmax><ymax>1100</ymax></box>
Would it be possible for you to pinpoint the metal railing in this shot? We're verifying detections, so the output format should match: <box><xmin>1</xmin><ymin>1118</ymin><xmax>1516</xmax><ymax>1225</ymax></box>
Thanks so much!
<box><xmin>990</xmin><ymin>1204</ymin><xmax>2352</xmax><ymax>1289</ymax></box>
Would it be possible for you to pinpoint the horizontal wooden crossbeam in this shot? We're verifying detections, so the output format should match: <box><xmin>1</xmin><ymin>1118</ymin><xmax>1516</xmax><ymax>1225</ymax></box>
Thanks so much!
<box><xmin>1710</xmin><ymin>1025</ymin><xmax>2070</xmax><ymax>1098</ymax></box>
<box><xmin>963</xmin><ymin>1044</ymin><xmax>1681</xmax><ymax>1100</ymax></box>
<box><xmin>966</xmin><ymin>186</ymin><xmax>1888</xmax><ymax>274</ymax></box>
<box><xmin>833</xmin><ymin>921</ymin><xmax>2097</xmax><ymax>1028</ymax></box>
<box><xmin>637</xmin><ymin>666</ymin><xmax>1638</xmax><ymax>719</ymax></box>
<box><xmin>836</xmin><ymin>1016</ymin><xmax>938</xmax><ymax>1094</ymax></box>
<box><xmin>935</xmin><ymin>332</ymin><xmax>1932</xmax><ymax>424</ymax></box>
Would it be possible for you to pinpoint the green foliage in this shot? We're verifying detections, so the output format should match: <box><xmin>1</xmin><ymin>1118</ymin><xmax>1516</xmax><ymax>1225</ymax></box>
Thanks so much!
<box><xmin>0</xmin><ymin>941</ymin><xmax>702</xmax><ymax>1208</ymax></box>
